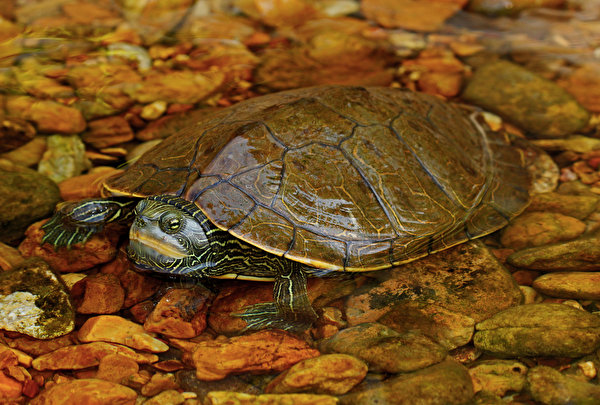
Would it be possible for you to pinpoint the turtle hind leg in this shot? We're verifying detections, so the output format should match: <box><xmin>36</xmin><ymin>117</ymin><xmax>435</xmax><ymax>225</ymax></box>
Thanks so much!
<box><xmin>235</xmin><ymin>261</ymin><xmax>318</xmax><ymax>333</ymax></box>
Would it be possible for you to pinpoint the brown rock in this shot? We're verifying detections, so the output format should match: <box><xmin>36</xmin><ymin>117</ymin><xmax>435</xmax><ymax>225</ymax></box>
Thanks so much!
<box><xmin>532</xmin><ymin>272</ymin><xmax>600</xmax><ymax>300</ymax></box>
<box><xmin>144</xmin><ymin>287</ymin><xmax>212</xmax><ymax>338</ymax></box>
<box><xmin>362</xmin><ymin>0</ymin><xmax>465</xmax><ymax>31</ymax></box>
<box><xmin>0</xmin><ymin>241</ymin><xmax>24</xmax><ymax>271</ymax></box>
<box><xmin>500</xmin><ymin>212</ymin><xmax>586</xmax><ymax>250</ymax></box>
<box><xmin>266</xmin><ymin>354</ymin><xmax>367</xmax><ymax>395</ymax></box>
<box><xmin>144</xmin><ymin>390</ymin><xmax>185</xmax><ymax>405</ymax></box>
<box><xmin>191</xmin><ymin>330</ymin><xmax>320</xmax><ymax>381</ymax></box>
<box><xmin>0</xmin><ymin>370</ymin><xmax>22</xmax><ymax>399</ymax></box>
<box><xmin>5</xmin><ymin>334</ymin><xmax>77</xmax><ymax>357</ymax></box>
<box><xmin>29</xmin><ymin>378</ymin><xmax>136</xmax><ymax>405</ymax></box>
<box><xmin>140</xmin><ymin>372</ymin><xmax>179</xmax><ymax>397</ymax></box>
<box><xmin>0</xmin><ymin>117</ymin><xmax>36</xmax><ymax>154</ymax></box>
<box><xmin>96</xmin><ymin>354</ymin><xmax>139</xmax><ymax>384</ymax></box>
<box><xmin>19</xmin><ymin>220</ymin><xmax>119</xmax><ymax>272</ymax></box>
<box><xmin>234</xmin><ymin>0</ymin><xmax>317</xmax><ymax>27</ymax></box>
<box><xmin>418</xmin><ymin>72</ymin><xmax>463</xmax><ymax>98</ymax></box>
<box><xmin>526</xmin><ymin>192</ymin><xmax>599</xmax><ymax>220</ymax></box>
<box><xmin>31</xmin><ymin>342</ymin><xmax>158</xmax><ymax>371</ymax></box>
<box><xmin>79</xmin><ymin>315</ymin><xmax>168</xmax><ymax>352</ymax></box>
<box><xmin>58</xmin><ymin>167</ymin><xmax>122</xmax><ymax>201</ymax></box>
<box><xmin>5</xmin><ymin>96</ymin><xmax>86</xmax><ymax>134</ymax></box>
<box><xmin>1</xmin><ymin>136</ymin><xmax>47</xmax><ymax>167</ymax></box>
<box><xmin>82</xmin><ymin>116</ymin><xmax>134</xmax><ymax>149</ymax></box>
<box><xmin>557</xmin><ymin>63</ymin><xmax>600</xmax><ymax>113</ymax></box>
<box><xmin>72</xmin><ymin>273</ymin><xmax>125</xmax><ymax>314</ymax></box>
<box><xmin>205</xmin><ymin>391</ymin><xmax>338</xmax><ymax>405</ymax></box>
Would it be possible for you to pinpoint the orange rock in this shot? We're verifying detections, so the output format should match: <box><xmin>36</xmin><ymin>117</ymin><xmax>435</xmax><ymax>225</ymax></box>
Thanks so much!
<box><xmin>101</xmin><ymin>253</ymin><xmax>161</xmax><ymax>308</ymax></box>
<box><xmin>129</xmin><ymin>300</ymin><xmax>155</xmax><ymax>324</ymax></box>
<box><xmin>19</xmin><ymin>220</ymin><xmax>119</xmax><ymax>273</ymax></box>
<box><xmin>96</xmin><ymin>354</ymin><xmax>139</xmax><ymax>384</ymax></box>
<box><xmin>4</xmin><ymin>95</ymin><xmax>86</xmax><ymax>134</ymax></box>
<box><xmin>79</xmin><ymin>315</ymin><xmax>168</xmax><ymax>353</ymax></box>
<box><xmin>31</xmin><ymin>342</ymin><xmax>158</xmax><ymax>371</ymax></box>
<box><xmin>418</xmin><ymin>72</ymin><xmax>463</xmax><ymax>98</ymax></box>
<box><xmin>5</xmin><ymin>334</ymin><xmax>77</xmax><ymax>357</ymax></box>
<box><xmin>0</xmin><ymin>370</ymin><xmax>22</xmax><ymax>398</ymax></box>
<box><xmin>0</xmin><ymin>344</ymin><xmax>32</xmax><ymax>367</ymax></box>
<box><xmin>362</xmin><ymin>0</ymin><xmax>465</xmax><ymax>31</ymax></box>
<box><xmin>235</xmin><ymin>0</ymin><xmax>318</xmax><ymax>27</ymax></box>
<box><xmin>140</xmin><ymin>372</ymin><xmax>179</xmax><ymax>397</ymax></box>
<box><xmin>29</xmin><ymin>378</ymin><xmax>136</xmax><ymax>405</ymax></box>
<box><xmin>82</xmin><ymin>116</ymin><xmax>134</xmax><ymax>149</ymax></box>
<box><xmin>144</xmin><ymin>287</ymin><xmax>212</xmax><ymax>338</ymax></box>
<box><xmin>204</xmin><ymin>391</ymin><xmax>337</xmax><ymax>405</ymax></box>
<box><xmin>58</xmin><ymin>168</ymin><xmax>122</xmax><ymax>201</ymax></box>
<box><xmin>0</xmin><ymin>241</ymin><xmax>24</xmax><ymax>271</ymax></box>
<box><xmin>72</xmin><ymin>273</ymin><xmax>125</xmax><ymax>314</ymax></box>
<box><xmin>191</xmin><ymin>330</ymin><xmax>320</xmax><ymax>381</ymax></box>
<box><xmin>557</xmin><ymin>64</ymin><xmax>600</xmax><ymax>113</ymax></box>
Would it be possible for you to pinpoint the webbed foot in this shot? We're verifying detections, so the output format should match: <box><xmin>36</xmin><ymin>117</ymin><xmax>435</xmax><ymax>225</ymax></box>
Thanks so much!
<box><xmin>235</xmin><ymin>302</ymin><xmax>317</xmax><ymax>333</ymax></box>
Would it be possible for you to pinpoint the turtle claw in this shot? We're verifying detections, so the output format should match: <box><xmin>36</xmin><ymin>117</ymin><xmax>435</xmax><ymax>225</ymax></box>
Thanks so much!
<box><xmin>235</xmin><ymin>302</ymin><xmax>315</xmax><ymax>333</ymax></box>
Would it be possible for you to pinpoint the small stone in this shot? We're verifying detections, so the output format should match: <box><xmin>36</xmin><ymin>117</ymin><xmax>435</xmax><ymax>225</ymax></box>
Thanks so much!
<box><xmin>19</xmin><ymin>220</ymin><xmax>119</xmax><ymax>272</ymax></box>
<box><xmin>79</xmin><ymin>315</ymin><xmax>168</xmax><ymax>352</ymax></box>
<box><xmin>58</xmin><ymin>167</ymin><xmax>123</xmax><ymax>200</ymax></box>
<box><xmin>266</xmin><ymin>354</ymin><xmax>367</xmax><ymax>395</ymax></box>
<box><xmin>140</xmin><ymin>372</ymin><xmax>179</xmax><ymax>397</ymax></box>
<box><xmin>0</xmin><ymin>242</ymin><xmax>24</xmax><ymax>271</ymax></box>
<box><xmin>0</xmin><ymin>165</ymin><xmax>59</xmax><ymax>243</ymax></box>
<box><xmin>144</xmin><ymin>287</ymin><xmax>212</xmax><ymax>338</ymax></box>
<box><xmin>474</xmin><ymin>303</ymin><xmax>600</xmax><ymax>357</ymax></box>
<box><xmin>507</xmin><ymin>236</ymin><xmax>600</xmax><ymax>271</ymax></box>
<box><xmin>0</xmin><ymin>136</ymin><xmax>47</xmax><ymax>168</ymax></box>
<box><xmin>468</xmin><ymin>0</ymin><xmax>564</xmax><ymax>16</ymax></box>
<box><xmin>5</xmin><ymin>334</ymin><xmax>77</xmax><ymax>357</ymax></box>
<box><xmin>0</xmin><ymin>370</ymin><xmax>22</xmax><ymax>399</ymax></box>
<box><xmin>31</xmin><ymin>342</ymin><xmax>158</xmax><ymax>371</ymax></box>
<box><xmin>5</xmin><ymin>95</ymin><xmax>86</xmax><ymax>134</ymax></box>
<box><xmin>526</xmin><ymin>192</ymin><xmax>599</xmax><ymax>220</ymax></box>
<box><xmin>557</xmin><ymin>63</ymin><xmax>600</xmax><ymax>113</ymax></box>
<box><xmin>362</xmin><ymin>0</ymin><xmax>465</xmax><ymax>31</ymax></box>
<box><xmin>417</xmin><ymin>71</ymin><xmax>462</xmax><ymax>98</ymax></box>
<box><xmin>528</xmin><ymin>148</ymin><xmax>559</xmax><ymax>194</ymax></box>
<box><xmin>144</xmin><ymin>389</ymin><xmax>185</xmax><ymax>405</ymax></box>
<box><xmin>0</xmin><ymin>258</ymin><xmax>73</xmax><ymax>339</ymax></box>
<box><xmin>205</xmin><ymin>391</ymin><xmax>338</xmax><ymax>405</ymax></box>
<box><xmin>528</xmin><ymin>366</ymin><xmax>600</xmax><ymax>404</ymax></box>
<box><xmin>175</xmin><ymin>369</ymin><xmax>261</xmax><ymax>399</ymax></box>
<box><xmin>191</xmin><ymin>330</ymin><xmax>320</xmax><ymax>381</ymax></box>
<box><xmin>340</xmin><ymin>359</ymin><xmax>474</xmax><ymax>405</ymax></box>
<box><xmin>29</xmin><ymin>378</ymin><xmax>137</xmax><ymax>405</ymax></box>
<box><xmin>320</xmin><ymin>323</ymin><xmax>447</xmax><ymax>373</ymax></box>
<box><xmin>532</xmin><ymin>135</ymin><xmax>600</xmax><ymax>154</ymax></box>
<box><xmin>468</xmin><ymin>359</ymin><xmax>528</xmax><ymax>396</ymax></box>
<box><xmin>82</xmin><ymin>116</ymin><xmax>134</xmax><ymax>149</ymax></box>
<box><xmin>462</xmin><ymin>60</ymin><xmax>589</xmax><ymax>137</ymax></box>
<box><xmin>235</xmin><ymin>0</ymin><xmax>317</xmax><ymax>27</ymax></box>
<box><xmin>96</xmin><ymin>354</ymin><xmax>139</xmax><ymax>384</ymax></box>
<box><xmin>140</xmin><ymin>101</ymin><xmax>168</xmax><ymax>120</ymax></box>
<box><xmin>72</xmin><ymin>273</ymin><xmax>125</xmax><ymax>314</ymax></box>
<box><xmin>500</xmin><ymin>212</ymin><xmax>586</xmax><ymax>250</ymax></box>
<box><xmin>38</xmin><ymin>134</ymin><xmax>91</xmax><ymax>183</ymax></box>
<box><xmin>519</xmin><ymin>286</ymin><xmax>540</xmax><ymax>304</ymax></box>
<box><xmin>0</xmin><ymin>117</ymin><xmax>36</xmax><ymax>154</ymax></box>
<box><xmin>532</xmin><ymin>272</ymin><xmax>600</xmax><ymax>300</ymax></box>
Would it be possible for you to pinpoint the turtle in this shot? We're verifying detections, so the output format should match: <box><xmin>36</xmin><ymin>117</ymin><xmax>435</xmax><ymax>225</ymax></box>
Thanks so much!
<box><xmin>42</xmin><ymin>85</ymin><xmax>530</xmax><ymax>332</ymax></box>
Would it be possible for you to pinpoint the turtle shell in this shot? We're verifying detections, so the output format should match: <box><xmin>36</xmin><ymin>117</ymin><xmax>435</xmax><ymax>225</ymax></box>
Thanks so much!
<box><xmin>105</xmin><ymin>85</ymin><xmax>530</xmax><ymax>271</ymax></box>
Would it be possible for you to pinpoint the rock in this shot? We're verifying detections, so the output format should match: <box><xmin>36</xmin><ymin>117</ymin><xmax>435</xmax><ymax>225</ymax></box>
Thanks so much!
<box><xmin>474</xmin><ymin>303</ymin><xmax>600</xmax><ymax>357</ymax></box>
<box><xmin>468</xmin><ymin>0</ymin><xmax>564</xmax><ymax>16</ymax></box>
<box><xmin>500</xmin><ymin>212</ymin><xmax>586</xmax><ymax>250</ymax></box>
<box><xmin>205</xmin><ymin>391</ymin><xmax>338</xmax><ymax>405</ymax></box>
<box><xmin>58</xmin><ymin>167</ymin><xmax>123</xmax><ymax>201</ymax></box>
<box><xmin>0</xmin><ymin>117</ymin><xmax>35</xmax><ymax>154</ymax></box>
<box><xmin>0</xmin><ymin>258</ymin><xmax>73</xmax><ymax>339</ymax></box>
<box><xmin>507</xmin><ymin>235</ymin><xmax>600</xmax><ymax>271</ymax></box>
<box><xmin>532</xmin><ymin>272</ymin><xmax>600</xmax><ymax>300</ymax></box>
<box><xmin>140</xmin><ymin>372</ymin><xmax>179</xmax><ymax>397</ymax></box>
<box><xmin>144</xmin><ymin>389</ymin><xmax>185</xmax><ymax>405</ymax></box>
<box><xmin>340</xmin><ymin>359</ymin><xmax>474</xmax><ymax>405</ymax></box>
<box><xmin>78</xmin><ymin>315</ymin><xmax>168</xmax><ymax>353</ymax></box>
<box><xmin>345</xmin><ymin>241</ymin><xmax>522</xmax><ymax>326</ymax></box>
<box><xmin>38</xmin><ymin>134</ymin><xmax>91</xmax><ymax>183</ymax></box>
<box><xmin>0</xmin><ymin>370</ymin><xmax>22</xmax><ymax>399</ymax></box>
<box><xmin>527</xmin><ymin>147</ymin><xmax>559</xmax><ymax>194</ymax></box>
<box><xmin>320</xmin><ymin>323</ymin><xmax>447</xmax><ymax>373</ymax></box>
<box><xmin>5</xmin><ymin>334</ymin><xmax>77</xmax><ymax>357</ymax></box>
<box><xmin>462</xmin><ymin>60</ymin><xmax>589</xmax><ymax>137</ymax></box>
<box><xmin>234</xmin><ymin>0</ymin><xmax>318</xmax><ymax>27</ymax></box>
<box><xmin>29</xmin><ymin>378</ymin><xmax>137</xmax><ymax>405</ymax></box>
<box><xmin>468</xmin><ymin>360</ymin><xmax>528</xmax><ymax>396</ymax></box>
<box><xmin>526</xmin><ymin>192</ymin><xmax>599</xmax><ymax>220</ymax></box>
<box><xmin>265</xmin><ymin>354</ymin><xmax>367</xmax><ymax>395</ymax></box>
<box><xmin>144</xmin><ymin>286</ymin><xmax>212</xmax><ymax>338</ymax></box>
<box><xmin>532</xmin><ymin>135</ymin><xmax>600</xmax><ymax>154</ymax></box>
<box><xmin>191</xmin><ymin>330</ymin><xmax>319</xmax><ymax>381</ymax></box>
<box><xmin>362</xmin><ymin>0</ymin><xmax>465</xmax><ymax>31</ymax></box>
<box><xmin>140</xmin><ymin>101</ymin><xmax>167</xmax><ymax>120</ymax></box>
<box><xmin>5</xmin><ymin>95</ymin><xmax>86</xmax><ymax>134</ymax></box>
<box><xmin>557</xmin><ymin>63</ymin><xmax>600</xmax><ymax>113</ymax></box>
<box><xmin>0</xmin><ymin>241</ymin><xmax>24</xmax><ymax>271</ymax></box>
<box><xmin>82</xmin><ymin>116</ymin><xmax>134</xmax><ymax>149</ymax></box>
<box><xmin>528</xmin><ymin>365</ymin><xmax>600</xmax><ymax>405</ymax></box>
<box><xmin>1</xmin><ymin>136</ymin><xmax>47</xmax><ymax>168</ymax></box>
<box><xmin>175</xmin><ymin>369</ymin><xmax>261</xmax><ymax>400</ymax></box>
<box><xmin>32</xmin><ymin>342</ymin><xmax>158</xmax><ymax>371</ymax></box>
<box><xmin>96</xmin><ymin>354</ymin><xmax>140</xmax><ymax>384</ymax></box>
<box><xmin>0</xmin><ymin>165</ymin><xmax>59</xmax><ymax>243</ymax></box>
<box><xmin>72</xmin><ymin>273</ymin><xmax>125</xmax><ymax>314</ymax></box>
<box><xmin>19</xmin><ymin>219</ymin><xmax>119</xmax><ymax>272</ymax></box>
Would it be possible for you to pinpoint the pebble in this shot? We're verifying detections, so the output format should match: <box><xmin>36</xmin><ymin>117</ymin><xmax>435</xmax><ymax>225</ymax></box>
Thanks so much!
<box><xmin>72</xmin><ymin>273</ymin><xmax>125</xmax><ymax>314</ymax></box>
<box><xmin>140</xmin><ymin>372</ymin><xmax>180</xmax><ymax>397</ymax></box>
<box><xmin>528</xmin><ymin>365</ymin><xmax>600</xmax><ymax>404</ymax></box>
<box><xmin>500</xmin><ymin>211</ymin><xmax>586</xmax><ymax>250</ymax></box>
<box><xmin>140</xmin><ymin>100</ymin><xmax>168</xmax><ymax>120</ymax></box>
<box><xmin>191</xmin><ymin>330</ymin><xmax>320</xmax><ymax>381</ymax></box>
<box><xmin>0</xmin><ymin>116</ymin><xmax>36</xmax><ymax>153</ymax></box>
<box><xmin>0</xmin><ymin>136</ymin><xmax>47</xmax><ymax>167</ymax></box>
<box><xmin>339</xmin><ymin>359</ymin><xmax>474</xmax><ymax>405</ymax></box>
<box><xmin>320</xmin><ymin>323</ymin><xmax>447</xmax><ymax>373</ymax></box>
<box><xmin>468</xmin><ymin>359</ymin><xmax>528</xmax><ymax>396</ymax></box>
<box><xmin>0</xmin><ymin>241</ymin><xmax>24</xmax><ymax>271</ymax></box>
<box><xmin>265</xmin><ymin>354</ymin><xmax>367</xmax><ymax>395</ymax></box>
<box><xmin>361</xmin><ymin>0</ymin><xmax>464</xmax><ymax>31</ymax></box>
<box><xmin>29</xmin><ymin>378</ymin><xmax>137</xmax><ymax>405</ymax></box>
<box><xmin>82</xmin><ymin>116</ymin><xmax>134</xmax><ymax>149</ymax></box>
<box><xmin>0</xmin><ymin>165</ymin><xmax>59</xmax><ymax>243</ymax></box>
<box><xmin>96</xmin><ymin>353</ymin><xmax>140</xmax><ymax>384</ymax></box>
<box><xmin>5</xmin><ymin>334</ymin><xmax>77</xmax><ymax>357</ymax></box>
<box><xmin>0</xmin><ymin>258</ymin><xmax>73</xmax><ymax>339</ymax></box>
<box><xmin>175</xmin><ymin>370</ymin><xmax>260</xmax><ymax>400</ymax></box>
<box><xmin>526</xmin><ymin>191</ymin><xmax>599</xmax><ymax>220</ymax></box>
<box><xmin>468</xmin><ymin>0</ymin><xmax>564</xmax><ymax>16</ymax></box>
<box><xmin>532</xmin><ymin>272</ymin><xmax>600</xmax><ymax>300</ymax></box>
<box><xmin>462</xmin><ymin>60</ymin><xmax>589</xmax><ymax>137</ymax></box>
<box><xmin>532</xmin><ymin>135</ymin><xmax>600</xmax><ymax>154</ymax></box>
<box><xmin>4</xmin><ymin>95</ymin><xmax>86</xmax><ymax>134</ymax></box>
<box><xmin>143</xmin><ymin>389</ymin><xmax>185</xmax><ymax>405</ymax></box>
<box><xmin>474</xmin><ymin>303</ymin><xmax>600</xmax><ymax>357</ymax></box>
<box><xmin>38</xmin><ymin>134</ymin><xmax>91</xmax><ymax>183</ymax></box>
<box><xmin>78</xmin><ymin>315</ymin><xmax>168</xmax><ymax>352</ymax></box>
<box><xmin>204</xmin><ymin>391</ymin><xmax>338</xmax><ymax>405</ymax></box>
<box><xmin>556</xmin><ymin>63</ymin><xmax>600</xmax><ymax>113</ymax></box>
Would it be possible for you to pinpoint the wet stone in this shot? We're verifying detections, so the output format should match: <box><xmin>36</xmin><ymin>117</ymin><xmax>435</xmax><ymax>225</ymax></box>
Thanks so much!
<box><xmin>468</xmin><ymin>0</ymin><xmax>564</xmax><ymax>16</ymax></box>
<box><xmin>38</xmin><ymin>134</ymin><xmax>91</xmax><ymax>183</ymax></box>
<box><xmin>0</xmin><ymin>258</ymin><xmax>73</xmax><ymax>339</ymax></box>
<box><xmin>5</xmin><ymin>95</ymin><xmax>86</xmax><ymax>135</ymax></box>
<box><xmin>468</xmin><ymin>359</ymin><xmax>528</xmax><ymax>396</ymax></box>
<box><xmin>143</xmin><ymin>389</ymin><xmax>185</xmax><ymax>405</ymax></box>
<box><xmin>82</xmin><ymin>116</ymin><xmax>134</xmax><ymax>149</ymax></box>
<box><xmin>320</xmin><ymin>323</ymin><xmax>447</xmax><ymax>373</ymax></box>
<box><xmin>72</xmin><ymin>273</ymin><xmax>125</xmax><ymax>314</ymax></box>
<box><xmin>500</xmin><ymin>212</ymin><xmax>586</xmax><ymax>250</ymax></box>
<box><xmin>96</xmin><ymin>354</ymin><xmax>139</xmax><ymax>384</ymax></box>
<box><xmin>526</xmin><ymin>192</ymin><xmax>599</xmax><ymax>220</ymax></box>
<box><xmin>0</xmin><ymin>241</ymin><xmax>24</xmax><ymax>271</ymax></box>
<box><xmin>0</xmin><ymin>117</ymin><xmax>35</xmax><ymax>154</ymax></box>
<box><xmin>29</xmin><ymin>378</ymin><xmax>137</xmax><ymax>405</ymax></box>
<box><xmin>339</xmin><ymin>359</ymin><xmax>474</xmax><ymax>405</ymax></box>
<box><xmin>532</xmin><ymin>272</ymin><xmax>600</xmax><ymax>300</ymax></box>
<box><xmin>265</xmin><ymin>354</ymin><xmax>367</xmax><ymax>395</ymax></box>
<box><xmin>462</xmin><ymin>60</ymin><xmax>589</xmax><ymax>137</ymax></box>
<box><xmin>0</xmin><ymin>165</ymin><xmax>59</xmax><ymax>243</ymax></box>
<box><xmin>204</xmin><ymin>391</ymin><xmax>338</xmax><ymax>405</ymax></box>
<box><xmin>0</xmin><ymin>136</ymin><xmax>47</xmax><ymax>168</ymax></box>
<box><xmin>140</xmin><ymin>372</ymin><xmax>179</xmax><ymax>397</ymax></box>
<box><xmin>474</xmin><ymin>303</ymin><xmax>600</xmax><ymax>357</ymax></box>
<box><xmin>362</xmin><ymin>0</ymin><xmax>465</xmax><ymax>31</ymax></box>
<box><xmin>528</xmin><ymin>365</ymin><xmax>600</xmax><ymax>405</ymax></box>
<box><xmin>175</xmin><ymin>370</ymin><xmax>261</xmax><ymax>400</ymax></box>
<box><xmin>5</xmin><ymin>334</ymin><xmax>77</xmax><ymax>357</ymax></box>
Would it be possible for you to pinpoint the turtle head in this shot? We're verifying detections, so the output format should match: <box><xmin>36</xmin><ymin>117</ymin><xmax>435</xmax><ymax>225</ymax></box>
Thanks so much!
<box><xmin>127</xmin><ymin>195</ymin><xmax>216</xmax><ymax>276</ymax></box>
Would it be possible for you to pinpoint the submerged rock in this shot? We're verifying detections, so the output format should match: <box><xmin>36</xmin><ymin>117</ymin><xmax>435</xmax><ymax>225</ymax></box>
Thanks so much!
<box><xmin>204</xmin><ymin>391</ymin><xmax>338</xmax><ymax>405</ymax></box>
<box><xmin>532</xmin><ymin>272</ymin><xmax>600</xmax><ymax>300</ymax></box>
<box><xmin>528</xmin><ymin>366</ymin><xmax>600</xmax><ymax>405</ymax></box>
<box><xmin>38</xmin><ymin>134</ymin><xmax>91</xmax><ymax>183</ymax></box>
<box><xmin>468</xmin><ymin>359</ymin><xmax>528</xmax><ymax>396</ymax></box>
<box><xmin>29</xmin><ymin>378</ymin><xmax>137</xmax><ymax>405</ymax></box>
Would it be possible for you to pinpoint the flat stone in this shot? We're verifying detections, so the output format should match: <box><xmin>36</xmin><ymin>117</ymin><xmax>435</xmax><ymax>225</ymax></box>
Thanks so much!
<box><xmin>144</xmin><ymin>390</ymin><xmax>185</xmax><ymax>405</ymax></box>
<box><xmin>462</xmin><ymin>60</ymin><xmax>589</xmax><ymax>137</ymax></box>
<box><xmin>96</xmin><ymin>354</ymin><xmax>140</xmax><ymax>384</ymax></box>
<box><xmin>528</xmin><ymin>366</ymin><xmax>600</xmax><ymax>404</ymax></box>
<box><xmin>532</xmin><ymin>272</ymin><xmax>600</xmax><ymax>300</ymax></box>
<box><xmin>29</xmin><ymin>378</ymin><xmax>137</xmax><ymax>405</ymax></box>
<box><xmin>140</xmin><ymin>372</ymin><xmax>179</xmax><ymax>397</ymax></box>
<box><xmin>468</xmin><ymin>0</ymin><xmax>564</xmax><ymax>16</ymax></box>
<box><xmin>265</xmin><ymin>354</ymin><xmax>367</xmax><ymax>395</ymax></box>
<box><xmin>204</xmin><ymin>391</ymin><xmax>338</xmax><ymax>405</ymax></box>
<box><xmin>0</xmin><ymin>136</ymin><xmax>47</xmax><ymax>167</ymax></box>
<box><xmin>0</xmin><ymin>116</ymin><xmax>35</xmax><ymax>154</ymax></box>
<box><xmin>38</xmin><ymin>134</ymin><xmax>91</xmax><ymax>183</ymax></box>
<box><xmin>0</xmin><ymin>258</ymin><xmax>73</xmax><ymax>339</ymax></box>
<box><xmin>500</xmin><ymin>212</ymin><xmax>586</xmax><ymax>250</ymax></box>
<box><xmin>320</xmin><ymin>323</ymin><xmax>447</xmax><ymax>373</ymax></box>
<box><xmin>5</xmin><ymin>95</ymin><xmax>86</xmax><ymax>134</ymax></box>
<box><xmin>72</xmin><ymin>273</ymin><xmax>125</xmax><ymax>314</ymax></box>
<box><xmin>362</xmin><ymin>0</ymin><xmax>465</xmax><ymax>31</ymax></box>
<box><xmin>474</xmin><ymin>303</ymin><xmax>600</xmax><ymax>357</ymax></box>
<box><xmin>82</xmin><ymin>116</ymin><xmax>134</xmax><ymax>149</ymax></box>
<box><xmin>525</xmin><ymin>192</ymin><xmax>599</xmax><ymax>220</ymax></box>
<box><xmin>340</xmin><ymin>359</ymin><xmax>474</xmax><ymax>405</ymax></box>
<box><xmin>507</xmin><ymin>236</ymin><xmax>600</xmax><ymax>271</ymax></box>
<box><xmin>468</xmin><ymin>360</ymin><xmax>528</xmax><ymax>396</ymax></box>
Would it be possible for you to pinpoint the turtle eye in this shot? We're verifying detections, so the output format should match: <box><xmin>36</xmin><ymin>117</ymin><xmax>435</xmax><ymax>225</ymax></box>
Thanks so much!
<box><xmin>159</xmin><ymin>213</ymin><xmax>183</xmax><ymax>234</ymax></box>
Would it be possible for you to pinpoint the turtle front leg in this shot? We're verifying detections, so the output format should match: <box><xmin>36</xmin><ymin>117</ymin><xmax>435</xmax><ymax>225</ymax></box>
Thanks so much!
<box><xmin>236</xmin><ymin>262</ymin><xmax>318</xmax><ymax>332</ymax></box>
<box><xmin>42</xmin><ymin>198</ymin><xmax>137</xmax><ymax>248</ymax></box>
